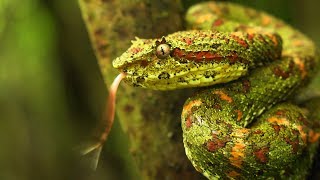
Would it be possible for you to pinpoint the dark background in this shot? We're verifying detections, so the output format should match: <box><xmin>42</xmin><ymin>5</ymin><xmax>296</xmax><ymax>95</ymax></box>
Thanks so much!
<box><xmin>0</xmin><ymin>0</ymin><xmax>319</xmax><ymax>179</ymax></box>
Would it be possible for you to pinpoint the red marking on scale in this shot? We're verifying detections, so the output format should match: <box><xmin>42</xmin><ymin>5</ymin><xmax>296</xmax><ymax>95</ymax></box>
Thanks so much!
<box><xmin>129</xmin><ymin>47</ymin><xmax>143</xmax><ymax>54</ymax></box>
<box><xmin>196</xmin><ymin>51</ymin><xmax>207</xmax><ymax>60</ymax></box>
<box><xmin>229</xmin><ymin>53</ymin><xmax>239</xmax><ymax>64</ymax></box>
<box><xmin>186</xmin><ymin>116</ymin><xmax>193</xmax><ymax>129</ymax></box>
<box><xmin>272</xmin><ymin>124</ymin><xmax>282</xmax><ymax>134</ymax></box>
<box><xmin>247</xmin><ymin>33</ymin><xmax>255</xmax><ymax>41</ymax></box>
<box><xmin>229</xmin><ymin>141</ymin><xmax>246</xmax><ymax>168</ymax></box>
<box><xmin>231</xmin><ymin>35</ymin><xmax>248</xmax><ymax>48</ymax></box>
<box><xmin>213</xmin><ymin>19</ymin><xmax>224</xmax><ymax>27</ymax></box>
<box><xmin>308</xmin><ymin>130</ymin><xmax>320</xmax><ymax>143</ymax></box>
<box><xmin>172</xmin><ymin>48</ymin><xmax>224</xmax><ymax>62</ymax></box>
<box><xmin>172</xmin><ymin>48</ymin><xmax>245</xmax><ymax>63</ymax></box>
<box><xmin>273</xmin><ymin>66</ymin><xmax>290</xmax><ymax>79</ymax></box>
<box><xmin>275</xmin><ymin>110</ymin><xmax>286</xmax><ymax>116</ymax></box>
<box><xmin>253</xmin><ymin>130</ymin><xmax>263</xmax><ymax>134</ymax></box>
<box><xmin>206</xmin><ymin>134</ymin><xmax>227</xmax><ymax>152</ymax></box>
<box><xmin>267</xmin><ymin>34</ymin><xmax>279</xmax><ymax>46</ymax></box>
<box><xmin>182</xmin><ymin>100</ymin><xmax>202</xmax><ymax>129</ymax></box>
<box><xmin>298</xmin><ymin>116</ymin><xmax>310</xmax><ymax>126</ymax></box>
<box><xmin>227</xmin><ymin>171</ymin><xmax>241</xmax><ymax>178</ymax></box>
<box><xmin>213</xmin><ymin>90</ymin><xmax>233</xmax><ymax>103</ymax></box>
<box><xmin>172</xmin><ymin>48</ymin><xmax>185</xmax><ymax>57</ymax></box>
<box><xmin>185</xmin><ymin>52</ymin><xmax>196</xmax><ymax>60</ymax></box>
<box><xmin>234</xmin><ymin>110</ymin><xmax>243</xmax><ymax>121</ymax></box>
<box><xmin>213</xmin><ymin>103</ymin><xmax>222</xmax><ymax>110</ymax></box>
<box><xmin>267</xmin><ymin>116</ymin><xmax>290</xmax><ymax>126</ymax></box>
<box><xmin>284</xmin><ymin>137</ymin><xmax>300</xmax><ymax>153</ymax></box>
<box><xmin>242</xmin><ymin>79</ymin><xmax>251</xmax><ymax>93</ymax></box>
<box><xmin>204</xmin><ymin>52</ymin><xmax>223</xmax><ymax>61</ymax></box>
<box><xmin>183</xmin><ymin>38</ymin><xmax>193</xmax><ymax>45</ymax></box>
<box><xmin>254</xmin><ymin>147</ymin><xmax>269</xmax><ymax>163</ymax></box>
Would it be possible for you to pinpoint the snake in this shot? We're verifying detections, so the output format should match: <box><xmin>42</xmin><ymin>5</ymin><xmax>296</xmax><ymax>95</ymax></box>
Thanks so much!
<box><xmin>112</xmin><ymin>2</ymin><xmax>320</xmax><ymax>179</ymax></box>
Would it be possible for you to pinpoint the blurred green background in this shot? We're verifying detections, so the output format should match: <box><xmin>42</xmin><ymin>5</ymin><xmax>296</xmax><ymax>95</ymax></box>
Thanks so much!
<box><xmin>0</xmin><ymin>0</ymin><xmax>319</xmax><ymax>179</ymax></box>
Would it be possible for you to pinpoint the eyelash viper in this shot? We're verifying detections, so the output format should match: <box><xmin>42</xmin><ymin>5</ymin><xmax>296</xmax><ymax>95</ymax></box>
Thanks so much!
<box><xmin>112</xmin><ymin>2</ymin><xmax>320</xmax><ymax>179</ymax></box>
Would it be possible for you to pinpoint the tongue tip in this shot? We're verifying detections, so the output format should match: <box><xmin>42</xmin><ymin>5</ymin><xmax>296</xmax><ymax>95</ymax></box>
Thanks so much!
<box><xmin>80</xmin><ymin>73</ymin><xmax>126</xmax><ymax>170</ymax></box>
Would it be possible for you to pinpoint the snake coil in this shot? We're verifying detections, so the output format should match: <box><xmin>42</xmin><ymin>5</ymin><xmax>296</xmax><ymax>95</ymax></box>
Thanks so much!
<box><xmin>113</xmin><ymin>2</ymin><xmax>320</xmax><ymax>179</ymax></box>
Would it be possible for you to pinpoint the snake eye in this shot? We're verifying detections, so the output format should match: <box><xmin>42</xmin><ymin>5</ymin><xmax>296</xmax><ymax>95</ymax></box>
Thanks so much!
<box><xmin>156</xmin><ymin>43</ymin><xmax>171</xmax><ymax>59</ymax></box>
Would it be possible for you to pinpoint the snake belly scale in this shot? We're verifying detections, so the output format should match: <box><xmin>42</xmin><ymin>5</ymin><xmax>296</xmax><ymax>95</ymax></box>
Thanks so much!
<box><xmin>113</xmin><ymin>2</ymin><xmax>320</xmax><ymax>179</ymax></box>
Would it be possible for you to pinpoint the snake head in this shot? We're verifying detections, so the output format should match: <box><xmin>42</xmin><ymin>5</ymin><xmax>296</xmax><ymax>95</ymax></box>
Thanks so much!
<box><xmin>113</xmin><ymin>30</ymin><xmax>281</xmax><ymax>90</ymax></box>
<box><xmin>113</xmin><ymin>36</ymin><xmax>188</xmax><ymax>90</ymax></box>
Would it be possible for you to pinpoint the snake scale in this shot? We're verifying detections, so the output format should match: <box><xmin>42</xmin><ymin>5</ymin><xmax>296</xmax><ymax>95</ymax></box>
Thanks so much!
<box><xmin>112</xmin><ymin>2</ymin><xmax>320</xmax><ymax>179</ymax></box>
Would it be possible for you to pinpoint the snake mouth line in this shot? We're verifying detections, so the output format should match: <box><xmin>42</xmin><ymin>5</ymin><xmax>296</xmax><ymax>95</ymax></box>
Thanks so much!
<box><xmin>122</xmin><ymin>60</ymin><xmax>248</xmax><ymax>77</ymax></box>
<box><xmin>123</xmin><ymin>64</ymin><xmax>248</xmax><ymax>90</ymax></box>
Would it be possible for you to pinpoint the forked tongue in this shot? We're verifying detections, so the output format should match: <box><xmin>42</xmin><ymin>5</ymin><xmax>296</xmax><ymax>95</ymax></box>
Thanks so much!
<box><xmin>80</xmin><ymin>73</ymin><xmax>126</xmax><ymax>170</ymax></box>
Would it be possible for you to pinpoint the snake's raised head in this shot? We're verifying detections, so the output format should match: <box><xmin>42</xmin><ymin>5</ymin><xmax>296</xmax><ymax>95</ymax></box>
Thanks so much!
<box><xmin>113</xmin><ymin>30</ymin><xmax>282</xmax><ymax>90</ymax></box>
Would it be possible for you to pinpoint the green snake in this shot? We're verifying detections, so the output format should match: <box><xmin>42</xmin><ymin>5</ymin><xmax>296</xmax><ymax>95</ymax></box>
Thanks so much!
<box><xmin>112</xmin><ymin>2</ymin><xmax>320</xmax><ymax>179</ymax></box>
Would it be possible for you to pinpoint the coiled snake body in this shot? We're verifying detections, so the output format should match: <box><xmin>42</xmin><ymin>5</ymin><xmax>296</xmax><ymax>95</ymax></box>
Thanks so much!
<box><xmin>113</xmin><ymin>2</ymin><xmax>320</xmax><ymax>179</ymax></box>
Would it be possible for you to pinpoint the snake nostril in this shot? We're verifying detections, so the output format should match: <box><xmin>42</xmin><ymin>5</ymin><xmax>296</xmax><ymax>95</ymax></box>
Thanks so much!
<box><xmin>158</xmin><ymin>72</ymin><xmax>170</xmax><ymax>79</ymax></box>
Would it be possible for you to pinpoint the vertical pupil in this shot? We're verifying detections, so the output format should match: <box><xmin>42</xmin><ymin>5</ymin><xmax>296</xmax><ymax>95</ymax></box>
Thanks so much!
<box><xmin>156</xmin><ymin>43</ymin><xmax>170</xmax><ymax>59</ymax></box>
